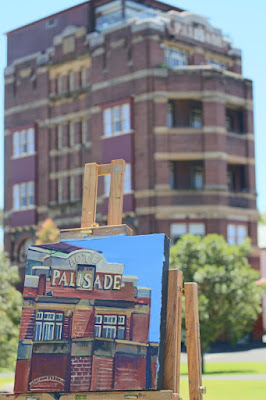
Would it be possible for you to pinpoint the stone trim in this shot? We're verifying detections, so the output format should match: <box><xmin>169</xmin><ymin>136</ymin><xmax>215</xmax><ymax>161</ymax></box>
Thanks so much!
<box><xmin>50</xmin><ymin>168</ymin><xmax>84</xmax><ymax>179</ymax></box>
<box><xmin>155</xmin><ymin>152</ymin><xmax>255</xmax><ymax>164</ymax></box>
<box><xmin>135</xmin><ymin>205</ymin><xmax>259</xmax><ymax>220</ymax></box>
<box><xmin>39</xmin><ymin>110</ymin><xmax>92</xmax><ymax>127</ymax></box>
<box><xmin>134</xmin><ymin>188</ymin><xmax>256</xmax><ymax>199</ymax></box>
<box><xmin>49</xmin><ymin>142</ymin><xmax>91</xmax><ymax>157</ymax></box>
<box><xmin>4</xmin><ymin>99</ymin><xmax>49</xmax><ymax>117</ymax></box>
<box><xmin>49</xmin><ymin>56</ymin><xmax>91</xmax><ymax>78</ymax></box>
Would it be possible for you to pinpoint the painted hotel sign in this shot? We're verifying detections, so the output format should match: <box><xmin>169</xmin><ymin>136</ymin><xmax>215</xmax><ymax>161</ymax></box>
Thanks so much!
<box><xmin>14</xmin><ymin>235</ymin><xmax>169</xmax><ymax>393</ymax></box>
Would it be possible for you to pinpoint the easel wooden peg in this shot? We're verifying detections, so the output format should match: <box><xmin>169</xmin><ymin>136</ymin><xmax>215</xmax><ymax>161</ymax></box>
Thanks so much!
<box><xmin>61</xmin><ymin>159</ymin><xmax>133</xmax><ymax>240</ymax></box>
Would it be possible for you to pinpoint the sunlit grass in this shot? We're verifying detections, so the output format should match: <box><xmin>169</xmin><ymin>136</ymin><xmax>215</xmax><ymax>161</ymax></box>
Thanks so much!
<box><xmin>179</xmin><ymin>379</ymin><xmax>266</xmax><ymax>400</ymax></box>
<box><xmin>180</xmin><ymin>361</ymin><xmax>266</xmax><ymax>375</ymax></box>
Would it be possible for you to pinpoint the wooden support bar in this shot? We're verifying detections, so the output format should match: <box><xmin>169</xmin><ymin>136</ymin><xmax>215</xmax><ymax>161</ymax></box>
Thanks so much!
<box><xmin>107</xmin><ymin>159</ymin><xmax>126</xmax><ymax>226</ymax></box>
<box><xmin>164</xmin><ymin>269</ymin><xmax>183</xmax><ymax>393</ymax></box>
<box><xmin>98</xmin><ymin>164</ymin><xmax>112</xmax><ymax>176</ymax></box>
<box><xmin>0</xmin><ymin>391</ymin><xmax>178</xmax><ymax>400</ymax></box>
<box><xmin>81</xmin><ymin>163</ymin><xmax>99</xmax><ymax>228</ymax></box>
<box><xmin>184</xmin><ymin>283</ymin><xmax>203</xmax><ymax>400</ymax></box>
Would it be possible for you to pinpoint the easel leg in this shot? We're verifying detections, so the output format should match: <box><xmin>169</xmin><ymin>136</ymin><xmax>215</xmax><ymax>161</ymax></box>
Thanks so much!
<box><xmin>184</xmin><ymin>283</ymin><xmax>203</xmax><ymax>400</ymax></box>
<box><xmin>164</xmin><ymin>269</ymin><xmax>183</xmax><ymax>394</ymax></box>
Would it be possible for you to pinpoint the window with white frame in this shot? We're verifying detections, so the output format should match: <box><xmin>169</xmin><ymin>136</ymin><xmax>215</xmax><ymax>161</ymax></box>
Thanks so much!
<box><xmin>94</xmin><ymin>314</ymin><xmax>126</xmax><ymax>340</ymax></box>
<box><xmin>104</xmin><ymin>164</ymin><xmax>131</xmax><ymax>196</ymax></box>
<box><xmin>207</xmin><ymin>59</ymin><xmax>227</xmax><ymax>70</ymax></box>
<box><xmin>34</xmin><ymin>311</ymin><xmax>64</xmax><ymax>341</ymax></box>
<box><xmin>95</xmin><ymin>1</ymin><xmax>123</xmax><ymax>31</ymax></box>
<box><xmin>13</xmin><ymin>182</ymin><xmax>35</xmax><ymax>210</ymax></box>
<box><xmin>57</xmin><ymin>75</ymin><xmax>63</xmax><ymax>94</ymax></box>
<box><xmin>69</xmin><ymin>71</ymin><xmax>75</xmax><ymax>91</ymax></box>
<box><xmin>57</xmin><ymin>125</ymin><xmax>63</xmax><ymax>149</ymax></box>
<box><xmin>82</xmin><ymin>119</ymin><xmax>88</xmax><ymax>144</ymax></box>
<box><xmin>165</xmin><ymin>47</ymin><xmax>188</xmax><ymax>69</ymax></box>
<box><xmin>13</xmin><ymin>128</ymin><xmax>35</xmax><ymax>157</ymax></box>
<box><xmin>227</xmin><ymin>224</ymin><xmax>248</xmax><ymax>245</ymax></box>
<box><xmin>69</xmin><ymin>122</ymin><xmax>75</xmax><ymax>147</ymax></box>
<box><xmin>58</xmin><ymin>178</ymin><xmax>63</xmax><ymax>203</ymax></box>
<box><xmin>70</xmin><ymin>175</ymin><xmax>76</xmax><ymax>202</ymax></box>
<box><xmin>170</xmin><ymin>223</ymin><xmax>205</xmax><ymax>244</ymax></box>
<box><xmin>81</xmin><ymin>67</ymin><xmax>87</xmax><ymax>88</ymax></box>
<box><xmin>103</xmin><ymin>103</ymin><xmax>131</xmax><ymax>136</ymax></box>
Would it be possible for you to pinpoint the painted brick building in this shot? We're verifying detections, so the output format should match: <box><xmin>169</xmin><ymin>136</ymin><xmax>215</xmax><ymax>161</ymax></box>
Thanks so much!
<box><xmin>4</xmin><ymin>1</ymin><xmax>259</xmax><ymax>297</ymax></box>
<box><xmin>15</xmin><ymin>242</ymin><xmax>157</xmax><ymax>392</ymax></box>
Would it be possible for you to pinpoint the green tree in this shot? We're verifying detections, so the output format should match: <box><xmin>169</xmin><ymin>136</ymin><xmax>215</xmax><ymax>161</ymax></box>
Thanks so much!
<box><xmin>170</xmin><ymin>234</ymin><xmax>262</xmax><ymax>371</ymax></box>
<box><xmin>0</xmin><ymin>251</ymin><xmax>22</xmax><ymax>370</ymax></box>
<box><xmin>35</xmin><ymin>218</ymin><xmax>59</xmax><ymax>245</ymax></box>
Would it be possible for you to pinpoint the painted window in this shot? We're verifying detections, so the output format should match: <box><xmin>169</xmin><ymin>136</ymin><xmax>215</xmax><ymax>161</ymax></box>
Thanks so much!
<box><xmin>170</xmin><ymin>223</ymin><xmax>205</xmax><ymax>244</ymax></box>
<box><xmin>34</xmin><ymin>311</ymin><xmax>64</xmax><ymax>341</ymax></box>
<box><xmin>13</xmin><ymin>182</ymin><xmax>35</xmax><ymax>210</ymax></box>
<box><xmin>227</xmin><ymin>224</ymin><xmax>248</xmax><ymax>245</ymax></box>
<box><xmin>165</xmin><ymin>47</ymin><xmax>188</xmax><ymax>68</ymax></box>
<box><xmin>94</xmin><ymin>314</ymin><xmax>126</xmax><ymax>340</ymax></box>
<box><xmin>104</xmin><ymin>164</ymin><xmax>132</xmax><ymax>195</ymax></box>
<box><xmin>13</xmin><ymin>128</ymin><xmax>35</xmax><ymax>157</ymax></box>
<box><xmin>103</xmin><ymin>103</ymin><xmax>131</xmax><ymax>136</ymax></box>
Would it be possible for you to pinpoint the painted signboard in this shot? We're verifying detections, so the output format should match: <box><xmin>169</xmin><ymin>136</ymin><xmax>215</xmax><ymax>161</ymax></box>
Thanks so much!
<box><xmin>14</xmin><ymin>234</ymin><xmax>169</xmax><ymax>393</ymax></box>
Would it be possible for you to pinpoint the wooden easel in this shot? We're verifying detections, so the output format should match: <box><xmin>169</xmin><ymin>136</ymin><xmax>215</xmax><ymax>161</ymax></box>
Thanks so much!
<box><xmin>0</xmin><ymin>159</ymin><xmax>205</xmax><ymax>400</ymax></box>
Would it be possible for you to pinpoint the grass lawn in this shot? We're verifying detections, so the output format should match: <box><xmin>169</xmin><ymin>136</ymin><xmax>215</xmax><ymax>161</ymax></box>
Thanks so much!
<box><xmin>180</xmin><ymin>379</ymin><xmax>266</xmax><ymax>400</ymax></box>
<box><xmin>180</xmin><ymin>361</ymin><xmax>266</xmax><ymax>375</ymax></box>
<box><xmin>0</xmin><ymin>376</ymin><xmax>14</xmax><ymax>390</ymax></box>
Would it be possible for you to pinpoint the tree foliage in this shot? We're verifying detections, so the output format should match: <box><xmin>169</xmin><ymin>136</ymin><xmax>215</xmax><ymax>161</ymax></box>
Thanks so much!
<box><xmin>170</xmin><ymin>234</ymin><xmax>262</xmax><ymax>354</ymax></box>
<box><xmin>35</xmin><ymin>218</ymin><xmax>59</xmax><ymax>245</ymax></box>
<box><xmin>0</xmin><ymin>251</ymin><xmax>22</xmax><ymax>369</ymax></box>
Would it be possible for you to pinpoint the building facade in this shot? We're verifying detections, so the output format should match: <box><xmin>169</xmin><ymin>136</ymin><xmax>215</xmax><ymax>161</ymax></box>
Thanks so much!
<box><xmin>15</xmin><ymin>242</ymin><xmax>157</xmax><ymax>392</ymax></box>
<box><xmin>4</xmin><ymin>1</ymin><xmax>259</xmax><ymax>286</ymax></box>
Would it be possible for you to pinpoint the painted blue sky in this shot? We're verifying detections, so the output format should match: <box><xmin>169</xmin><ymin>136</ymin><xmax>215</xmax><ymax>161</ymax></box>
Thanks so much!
<box><xmin>1</xmin><ymin>0</ymin><xmax>265</xmax><ymax>240</ymax></box>
<box><xmin>63</xmin><ymin>233</ymin><xmax>169</xmax><ymax>342</ymax></box>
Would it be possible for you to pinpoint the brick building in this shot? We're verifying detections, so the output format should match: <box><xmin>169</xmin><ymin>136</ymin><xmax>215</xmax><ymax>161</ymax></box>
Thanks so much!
<box><xmin>4</xmin><ymin>1</ymin><xmax>259</xmax><ymax>286</ymax></box>
<box><xmin>15</xmin><ymin>242</ymin><xmax>157</xmax><ymax>392</ymax></box>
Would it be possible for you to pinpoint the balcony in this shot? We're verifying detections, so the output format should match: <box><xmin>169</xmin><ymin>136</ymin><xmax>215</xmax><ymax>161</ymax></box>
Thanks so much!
<box><xmin>226</xmin><ymin>107</ymin><xmax>245</xmax><ymax>134</ymax></box>
<box><xmin>228</xmin><ymin>195</ymin><xmax>249</xmax><ymax>208</ymax></box>
<box><xmin>167</xmin><ymin>100</ymin><xmax>203</xmax><ymax>129</ymax></box>
<box><xmin>169</xmin><ymin>161</ymin><xmax>204</xmax><ymax>190</ymax></box>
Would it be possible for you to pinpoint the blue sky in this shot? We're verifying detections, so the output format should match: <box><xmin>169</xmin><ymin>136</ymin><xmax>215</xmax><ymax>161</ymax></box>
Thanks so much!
<box><xmin>64</xmin><ymin>233</ymin><xmax>169</xmax><ymax>342</ymax></box>
<box><xmin>1</xmin><ymin>0</ymin><xmax>265</xmax><ymax>217</ymax></box>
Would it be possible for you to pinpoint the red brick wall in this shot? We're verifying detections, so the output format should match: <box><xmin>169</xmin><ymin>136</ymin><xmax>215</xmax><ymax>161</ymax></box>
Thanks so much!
<box><xmin>90</xmin><ymin>356</ymin><xmax>114</xmax><ymax>390</ymax></box>
<box><xmin>19</xmin><ymin>308</ymin><xmax>36</xmax><ymax>340</ymax></box>
<box><xmin>113</xmin><ymin>354</ymin><xmax>146</xmax><ymax>390</ymax></box>
<box><xmin>70</xmin><ymin>356</ymin><xmax>92</xmax><ymax>391</ymax></box>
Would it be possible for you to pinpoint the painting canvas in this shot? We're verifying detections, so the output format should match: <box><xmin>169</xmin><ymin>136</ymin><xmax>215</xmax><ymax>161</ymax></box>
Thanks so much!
<box><xmin>14</xmin><ymin>233</ymin><xmax>170</xmax><ymax>393</ymax></box>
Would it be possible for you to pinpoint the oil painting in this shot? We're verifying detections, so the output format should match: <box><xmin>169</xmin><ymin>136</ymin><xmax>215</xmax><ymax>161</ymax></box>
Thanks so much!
<box><xmin>14</xmin><ymin>233</ymin><xmax>170</xmax><ymax>393</ymax></box>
